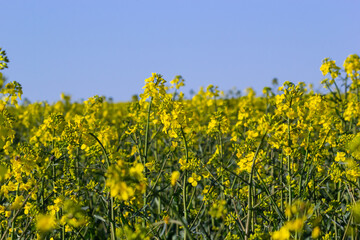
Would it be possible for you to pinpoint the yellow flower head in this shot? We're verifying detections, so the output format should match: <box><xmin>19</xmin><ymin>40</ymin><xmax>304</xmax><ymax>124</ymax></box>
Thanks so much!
<box><xmin>188</xmin><ymin>173</ymin><xmax>201</xmax><ymax>187</ymax></box>
<box><xmin>171</xmin><ymin>171</ymin><xmax>180</xmax><ymax>186</ymax></box>
<box><xmin>36</xmin><ymin>214</ymin><xmax>57</xmax><ymax>232</ymax></box>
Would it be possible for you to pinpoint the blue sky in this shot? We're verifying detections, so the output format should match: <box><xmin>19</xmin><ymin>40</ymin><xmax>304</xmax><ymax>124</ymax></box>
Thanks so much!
<box><xmin>1</xmin><ymin>1</ymin><xmax>360</xmax><ymax>102</ymax></box>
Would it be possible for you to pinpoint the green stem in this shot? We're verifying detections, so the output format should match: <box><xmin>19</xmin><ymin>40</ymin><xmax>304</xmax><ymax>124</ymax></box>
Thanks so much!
<box><xmin>143</xmin><ymin>99</ymin><xmax>152</xmax><ymax>221</ymax></box>
<box><xmin>298</xmin><ymin>126</ymin><xmax>311</xmax><ymax>197</ymax></box>
<box><xmin>287</xmin><ymin>116</ymin><xmax>292</xmax><ymax>211</ymax></box>
<box><xmin>88</xmin><ymin>133</ymin><xmax>115</xmax><ymax>240</ymax></box>
<box><xmin>181</xmin><ymin>127</ymin><xmax>189</xmax><ymax>240</ymax></box>
<box><xmin>245</xmin><ymin>132</ymin><xmax>266</xmax><ymax>240</ymax></box>
<box><xmin>186</xmin><ymin>187</ymin><xmax>196</xmax><ymax>210</ymax></box>
<box><xmin>280</xmin><ymin>152</ymin><xmax>284</xmax><ymax>212</ymax></box>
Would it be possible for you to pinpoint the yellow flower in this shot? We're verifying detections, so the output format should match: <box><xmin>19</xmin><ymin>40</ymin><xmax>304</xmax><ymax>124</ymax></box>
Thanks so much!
<box><xmin>36</xmin><ymin>214</ymin><xmax>57</xmax><ymax>232</ymax></box>
<box><xmin>209</xmin><ymin>200</ymin><xmax>227</xmax><ymax>218</ymax></box>
<box><xmin>312</xmin><ymin>226</ymin><xmax>321</xmax><ymax>238</ymax></box>
<box><xmin>202</xmin><ymin>185</ymin><xmax>211</xmax><ymax>194</ymax></box>
<box><xmin>285</xmin><ymin>218</ymin><xmax>304</xmax><ymax>231</ymax></box>
<box><xmin>320</xmin><ymin>58</ymin><xmax>340</xmax><ymax>79</ymax></box>
<box><xmin>335</xmin><ymin>152</ymin><xmax>346</xmax><ymax>162</ymax></box>
<box><xmin>188</xmin><ymin>173</ymin><xmax>201</xmax><ymax>187</ymax></box>
<box><xmin>179</xmin><ymin>158</ymin><xmax>187</xmax><ymax>169</ymax></box>
<box><xmin>130</xmin><ymin>163</ymin><xmax>144</xmax><ymax>179</ymax></box>
<box><xmin>163</xmin><ymin>215</ymin><xmax>170</xmax><ymax>224</ymax></box>
<box><xmin>344</xmin><ymin>54</ymin><xmax>360</xmax><ymax>78</ymax></box>
<box><xmin>110</xmin><ymin>181</ymin><xmax>134</xmax><ymax>201</ymax></box>
<box><xmin>10</xmin><ymin>195</ymin><xmax>24</xmax><ymax>210</ymax></box>
<box><xmin>171</xmin><ymin>171</ymin><xmax>180</xmax><ymax>186</ymax></box>
<box><xmin>237</xmin><ymin>151</ymin><xmax>254</xmax><ymax>173</ymax></box>
<box><xmin>272</xmin><ymin>227</ymin><xmax>290</xmax><ymax>240</ymax></box>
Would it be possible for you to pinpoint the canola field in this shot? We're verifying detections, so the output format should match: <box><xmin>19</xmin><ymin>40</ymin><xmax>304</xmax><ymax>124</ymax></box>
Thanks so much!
<box><xmin>1</xmin><ymin>48</ymin><xmax>360</xmax><ymax>239</ymax></box>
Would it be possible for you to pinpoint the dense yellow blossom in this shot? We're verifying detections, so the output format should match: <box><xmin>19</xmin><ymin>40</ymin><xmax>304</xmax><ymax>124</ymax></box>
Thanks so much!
<box><xmin>0</xmin><ymin>48</ymin><xmax>360</xmax><ymax>238</ymax></box>
<box><xmin>170</xmin><ymin>171</ymin><xmax>180</xmax><ymax>186</ymax></box>
<box><xmin>36</xmin><ymin>214</ymin><xmax>57</xmax><ymax>232</ymax></box>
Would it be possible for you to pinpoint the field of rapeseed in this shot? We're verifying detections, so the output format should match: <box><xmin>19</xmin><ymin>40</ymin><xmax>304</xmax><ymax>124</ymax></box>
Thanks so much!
<box><xmin>1</xmin><ymin>48</ymin><xmax>360</xmax><ymax>240</ymax></box>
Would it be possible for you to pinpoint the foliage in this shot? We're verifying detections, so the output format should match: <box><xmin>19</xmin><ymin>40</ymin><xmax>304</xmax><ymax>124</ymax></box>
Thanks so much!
<box><xmin>1</xmin><ymin>48</ymin><xmax>360</xmax><ymax>239</ymax></box>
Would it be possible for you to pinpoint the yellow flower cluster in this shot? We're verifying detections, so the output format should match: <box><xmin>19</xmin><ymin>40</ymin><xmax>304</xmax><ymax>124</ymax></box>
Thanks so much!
<box><xmin>0</xmin><ymin>48</ymin><xmax>360</xmax><ymax>239</ymax></box>
<box><xmin>106</xmin><ymin>160</ymin><xmax>146</xmax><ymax>201</ymax></box>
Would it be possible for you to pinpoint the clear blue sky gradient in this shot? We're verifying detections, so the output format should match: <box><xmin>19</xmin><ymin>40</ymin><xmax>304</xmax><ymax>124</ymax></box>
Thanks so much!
<box><xmin>2</xmin><ymin>1</ymin><xmax>360</xmax><ymax>102</ymax></box>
